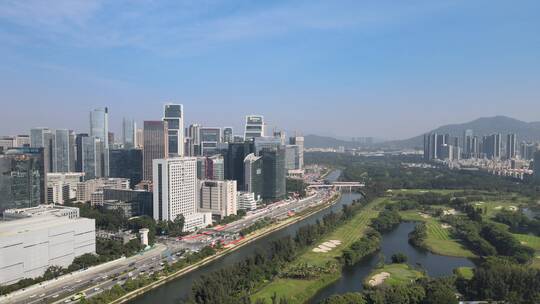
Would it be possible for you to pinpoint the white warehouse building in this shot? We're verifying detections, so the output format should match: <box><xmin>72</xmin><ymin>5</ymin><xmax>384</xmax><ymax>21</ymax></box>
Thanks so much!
<box><xmin>0</xmin><ymin>213</ymin><xmax>95</xmax><ymax>285</ymax></box>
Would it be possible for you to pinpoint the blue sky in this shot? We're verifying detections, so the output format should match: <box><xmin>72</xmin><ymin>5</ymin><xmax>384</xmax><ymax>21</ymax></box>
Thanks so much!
<box><xmin>0</xmin><ymin>0</ymin><xmax>539</xmax><ymax>139</ymax></box>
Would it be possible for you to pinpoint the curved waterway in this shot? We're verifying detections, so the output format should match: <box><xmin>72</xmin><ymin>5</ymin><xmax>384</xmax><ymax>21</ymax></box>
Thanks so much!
<box><xmin>129</xmin><ymin>170</ymin><xmax>355</xmax><ymax>304</ymax></box>
<box><xmin>309</xmin><ymin>222</ymin><xmax>475</xmax><ymax>303</ymax></box>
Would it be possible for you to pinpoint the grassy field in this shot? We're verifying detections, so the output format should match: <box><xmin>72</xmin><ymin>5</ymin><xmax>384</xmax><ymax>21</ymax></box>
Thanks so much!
<box><xmin>364</xmin><ymin>263</ymin><xmax>424</xmax><ymax>287</ymax></box>
<box><xmin>455</xmin><ymin>267</ymin><xmax>474</xmax><ymax>280</ymax></box>
<box><xmin>252</xmin><ymin>189</ymin><xmax>535</xmax><ymax>302</ymax></box>
<box><xmin>400</xmin><ymin>210</ymin><xmax>476</xmax><ymax>258</ymax></box>
<box><xmin>252</xmin><ymin>197</ymin><xmax>387</xmax><ymax>303</ymax></box>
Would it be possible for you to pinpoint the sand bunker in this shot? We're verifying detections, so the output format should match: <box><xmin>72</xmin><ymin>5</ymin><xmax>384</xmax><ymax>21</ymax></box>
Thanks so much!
<box><xmin>441</xmin><ymin>224</ymin><xmax>451</xmax><ymax>229</ymax></box>
<box><xmin>443</xmin><ymin>209</ymin><xmax>457</xmax><ymax>216</ymax></box>
<box><xmin>418</xmin><ymin>212</ymin><xmax>431</xmax><ymax>219</ymax></box>
<box><xmin>475</xmin><ymin>202</ymin><xmax>485</xmax><ymax>206</ymax></box>
<box><xmin>494</xmin><ymin>206</ymin><xmax>503</xmax><ymax>210</ymax></box>
<box><xmin>312</xmin><ymin>240</ymin><xmax>342</xmax><ymax>253</ymax></box>
<box><xmin>368</xmin><ymin>272</ymin><xmax>390</xmax><ymax>286</ymax></box>
<box><xmin>508</xmin><ymin>206</ymin><xmax>518</xmax><ymax>211</ymax></box>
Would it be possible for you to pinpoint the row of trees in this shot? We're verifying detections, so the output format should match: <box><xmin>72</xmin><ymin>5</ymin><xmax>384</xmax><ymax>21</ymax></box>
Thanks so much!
<box><xmin>341</xmin><ymin>229</ymin><xmax>381</xmax><ymax>266</ymax></box>
<box><xmin>320</xmin><ymin>277</ymin><xmax>458</xmax><ymax>304</ymax></box>
<box><xmin>188</xmin><ymin>197</ymin><xmax>372</xmax><ymax>303</ymax></box>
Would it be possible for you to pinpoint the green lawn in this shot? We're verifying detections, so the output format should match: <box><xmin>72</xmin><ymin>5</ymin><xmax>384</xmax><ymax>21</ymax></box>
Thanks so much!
<box><xmin>364</xmin><ymin>263</ymin><xmax>424</xmax><ymax>287</ymax></box>
<box><xmin>400</xmin><ymin>211</ymin><xmax>476</xmax><ymax>258</ymax></box>
<box><xmin>252</xmin><ymin>197</ymin><xmax>387</xmax><ymax>303</ymax></box>
<box><xmin>455</xmin><ymin>267</ymin><xmax>474</xmax><ymax>280</ymax></box>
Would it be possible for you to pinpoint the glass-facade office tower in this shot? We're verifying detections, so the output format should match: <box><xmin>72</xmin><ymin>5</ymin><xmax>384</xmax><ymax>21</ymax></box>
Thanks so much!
<box><xmin>30</xmin><ymin>127</ymin><xmax>54</xmax><ymax>173</ymax></box>
<box><xmin>243</xmin><ymin>153</ymin><xmax>263</xmax><ymax>199</ymax></box>
<box><xmin>225</xmin><ymin>142</ymin><xmax>255</xmax><ymax>190</ymax></box>
<box><xmin>143</xmin><ymin>121</ymin><xmax>168</xmax><ymax>181</ymax></box>
<box><xmin>0</xmin><ymin>147</ymin><xmax>46</xmax><ymax>212</ymax></box>
<box><xmin>289</xmin><ymin>136</ymin><xmax>304</xmax><ymax>169</ymax></box>
<box><xmin>81</xmin><ymin>137</ymin><xmax>104</xmax><ymax>180</ymax></box>
<box><xmin>163</xmin><ymin>104</ymin><xmax>184</xmax><ymax>157</ymax></box>
<box><xmin>260</xmin><ymin>147</ymin><xmax>286</xmax><ymax>200</ymax></box>
<box><xmin>109</xmin><ymin>148</ymin><xmax>143</xmax><ymax>188</ymax></box>
<box><xmin>223</xmin><ymin>127</ymin><xmax>233</xmax><ymax>143</ymax></box>
<box><xmin>200</xmin><ymin>127</ymin><xmax>221</xmax><ymax>156</ymax></box>
<box><xmin>75</xmin><ymin>133</ymin><xmax>88</xmax><ymax>172</ymax></box>
<box><xmin>122</xmin><ymin>118</ymin><xmax>136</xmax><ymax>149</ymax></box>
<box><xmin>187</xmin><ymin>124</ymin><xmax>202</xmax><ymax>156</ymax></box>
<box><xmin>90</xmin><ymin>107</ymin><xmax>109</xmax><ymax>176</ymax></box>
<box><xmin>244</xmin><ymin>115</ymin><xmax>264</xmax><ymax>140</ymax></box>
<box><xmin>196</xmin><ymin>155</ymin><xmax>224</xmax><ymax>181</ymax></box>
<box><xmin>54</xmin><ymin>129</ymin><xmax>71</xmax><ymax>173</ymax></box>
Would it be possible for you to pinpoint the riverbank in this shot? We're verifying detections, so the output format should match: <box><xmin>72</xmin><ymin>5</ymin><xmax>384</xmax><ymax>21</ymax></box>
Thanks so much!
<box><xmin>252</xmin><ymin>196</ymin><xmax>385</xmax><ymax>303</ymax></box>
<box><xmin>108</xmin><ymin>192</ymin><xmax>343</xmax><ymax>304</ymax></box>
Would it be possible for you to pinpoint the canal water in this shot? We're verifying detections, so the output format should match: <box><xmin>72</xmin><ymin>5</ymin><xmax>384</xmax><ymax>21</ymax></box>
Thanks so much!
<box><xmin>308</xmin><ymin>222</ymin><xmax>475</xmax><ymax>303</ymax></box>
<box><xmin>130</xmin><ymin>170</ymin><xmax>355</xmax><ymax>304</ymax></box>
<box><xmin>130</xmin><ymin>169</ymin><xmax>473</xmax><ymax>304</ymax></box>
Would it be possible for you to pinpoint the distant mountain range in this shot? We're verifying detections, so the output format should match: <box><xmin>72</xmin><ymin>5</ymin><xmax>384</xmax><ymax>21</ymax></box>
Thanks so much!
<box><xmin>305</xmin><ymin>116</ymin><xmax>540</xmax><ymax>149</ymax></box>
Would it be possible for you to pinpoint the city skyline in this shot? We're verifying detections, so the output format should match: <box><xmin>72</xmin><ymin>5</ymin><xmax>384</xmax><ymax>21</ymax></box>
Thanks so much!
<box><xmin>1</xmin><ymin>0</ymin><xmax>540</xmax><ymax>138</ymax></box>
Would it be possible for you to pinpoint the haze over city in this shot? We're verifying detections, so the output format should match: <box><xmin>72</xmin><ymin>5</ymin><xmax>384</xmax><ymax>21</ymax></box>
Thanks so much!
<box><xmin>1</xmin><ymin>0</ymin><xmax>540</xmax><ymax>139</ymax></box>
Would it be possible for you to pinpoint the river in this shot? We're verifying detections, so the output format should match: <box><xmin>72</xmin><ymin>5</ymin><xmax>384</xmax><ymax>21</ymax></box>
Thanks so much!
<box><xmin>309</xmin><ymin>222</ymin><xmax>475</xmax><ymax>303</ymax></box>
<box><xmin>129</xmin><ymin>170</ymin><xmax>351</xmax><ymax>304</ymax></box>
<box><xmin>130</xmin><ymin>169</ymin><xmax>473</xmax><ymax>304</ymax></box>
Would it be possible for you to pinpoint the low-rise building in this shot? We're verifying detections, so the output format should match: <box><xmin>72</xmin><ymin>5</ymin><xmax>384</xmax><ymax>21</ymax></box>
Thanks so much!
<box><xmin>47</xmin><ymin>172</ymin><xmax>84</xmax><ymax>204</ymax></box>
<box><xmin>76</xmin><ymin>177</ymin><xmax>130</xmax><ymax>203</ymax></box>
<box><xmin>237</xmin><ymin>191</ymin><xmax>259</xmax><ymax>211</ymax></box>
<box><xmin>0</xmin><ymin>206</ymin><xmax>95</xmax><ymax>285</ymax></box>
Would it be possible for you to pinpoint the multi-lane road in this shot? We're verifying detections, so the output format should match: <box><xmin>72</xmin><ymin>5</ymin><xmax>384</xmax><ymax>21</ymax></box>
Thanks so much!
<box><xmin>4</xmin><ymin>188</ymin><xmax>335</xmax><ymax>304</ymax></box>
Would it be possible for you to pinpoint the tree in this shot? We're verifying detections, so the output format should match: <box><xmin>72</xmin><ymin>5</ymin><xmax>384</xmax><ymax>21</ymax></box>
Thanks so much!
<box><xmin>391</xmin><ymin>252</ymin><xmax>408</xmax><ymax>264</ymax></box>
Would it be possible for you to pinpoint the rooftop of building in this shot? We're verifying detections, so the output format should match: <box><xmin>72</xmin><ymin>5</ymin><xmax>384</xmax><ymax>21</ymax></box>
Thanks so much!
<box><xmin>0</xmin><ymin>214</ymin><xmax>93</xmax><ymax>237</ymax></box>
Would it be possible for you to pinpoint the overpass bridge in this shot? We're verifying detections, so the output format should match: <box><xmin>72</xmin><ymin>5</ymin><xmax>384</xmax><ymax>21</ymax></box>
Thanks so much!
<box><xmin>307</xmin><ymin>181</ymin><xmax>364</xmax><ymax>191</ymax></box>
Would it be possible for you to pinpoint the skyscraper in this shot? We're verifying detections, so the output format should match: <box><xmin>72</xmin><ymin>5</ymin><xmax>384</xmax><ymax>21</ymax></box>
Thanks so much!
<box><xmin>187</xmin><ymin>124</ymin><xmax>201</xmax><ymax>156</ymax></box>
<box><xmin>90</xmin><ymin>107</ymin><xmax>109</xmax><ymax>176</ymax></box>
<box><xmin>243</xmin><ymin>153</ymin><xmax>263</xmax><ymax>199</ymax></box>
<box><xmin>482</xmin><ymin>134</ymin><xmax>502</xmax><ymax>159</ymax></box>
<box><xmin>143</xmin><ymin>121</ymin><xmax>168</xmax><ymax>181</ymax></box>
<box><xmin>152</xmin><ymin>157</ymin><xmax>212</xmax><ymax>231</ymax></box>
<box><xmin>197</xmin><ymin>155</ymin><xmax>224</xmax><ymax>181</ymax></box>
<box><xmin>75</xmin><ymin>133</ymin><xmax>88</xmax><ymax>172</ymax></box>
<box><xmin>81</xmin><ymin>137</ymin><xmax>104</xmax><ymax>180</ymax></box>
<box><xmin>260</xmin><ymin>147</ymin><xmax>286</xmax><ymax>200</ymax></box>
<box><xmin>122</xmin><ymin>118</ymin><xmax>136</xmax><ymax>149</ymax></box>
<box><xmin>289</xmin><ymin>136</ymin><xmax>304</xmax><ymax>169</ymax></box>
<box><xmin>0</xmin><ymin>147</ymin><xmax>46</xmax><ymax>212</ymax></box>
<box><xmin>109</xmin><ymin>148</ymin><xmax>143</xmax><ymax>188</ymax></box>
<box><xmin>54</xmin><ymin>129</ymin><xmax>71</xmax><ymax>173</ymax></box>
<box><xmin>506</xmin><ymin>133</ymin><xmax>517</xmax><ymax>159</ymax></box>
<box><xmin>30</xmin><ymin>127</ymin><xmax>54</xmax><ymax>173</ymax></box>
<box><xmin>163</xmin><ymin>104</ymin><xmax>184</xmax><ymax>157</ymax></box>
<box><xmin>225</xmin><ymin>142</ymin><xmax>255</xmax><ymax>190</ymax></box>
<box><xmin>200</xmin><ymin>127</ymin><xmax>221</xmax><ymax>156</ymax></box>
<box><xmin>244</xmin><ymin>115</ymin><xmax>264</xmax><ymax>140</ymax></box>
<box><xmin>223</xmin><ymin>127</ymin><xmax>233</xmax><ymax>143</ymax></box>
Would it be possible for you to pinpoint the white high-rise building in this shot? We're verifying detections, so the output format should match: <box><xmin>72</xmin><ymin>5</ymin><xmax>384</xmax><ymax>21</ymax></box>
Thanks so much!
<box><xmin>244</xmin><ymin>115</ymin><xmax>265</xmax><ymax>140</ymax></box>
<box><xmin>152</xmin><ymin>157</ymin><xmax>211</xmax><ymax>231</ymax></box>
<box><xmin>289</xmin><ymin>136</ymin><xmax>304</xmax><ymax>169</ymax></box>
<box><xmin>198</xmin><ymin>180</ymin><xmax>237</xmax><ymax>219</ymax></box>
<box><xmin>163</xmin><ymin>104</ymin><xmax>184</xmax><ymax>157</ymax></box>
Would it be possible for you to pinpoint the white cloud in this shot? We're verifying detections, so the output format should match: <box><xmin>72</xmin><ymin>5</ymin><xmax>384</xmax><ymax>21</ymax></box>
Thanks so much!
<box><xmin>0</xmin><ymin>0</ymin><xmax>457</xmax><ymax>56</ymax></box>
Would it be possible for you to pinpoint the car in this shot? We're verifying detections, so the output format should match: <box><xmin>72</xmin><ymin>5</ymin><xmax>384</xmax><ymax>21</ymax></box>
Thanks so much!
<box><xmin>52</xmin><ymin>294</ymin><xmax>59</xmax><ymax>298</ymax></box>
<box><xmin>39</xmin><ymin>293</ymin><xmax>46</xmax><ymax>297</ymax></box>
<box><xmin>29</xmin><ymin>294</ymin><xmax>37</xmax><ymax>299</ymax></box>
<box><xmin>75</xmin><ymin>279</ymin><xmax>82</xmax><ymax>283</ymax></box>
<box><xmin>129</xmin><ymin>262</ymin><xmax>136</xmax><ymax>266</ymax></box>
<box><xmin>94</xmin><ymin>287</ymin><xmax>101</xmax><ymax>292</ymax></box>
<box><xmin>64</xmin><ymin>300</ymin><xmax>71</xmax><ymax>303</ymax></box>
<box><xmin>102</xmin><ymin>275</ymin><xmax>108</xmax><ymax>279</ymax></box>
